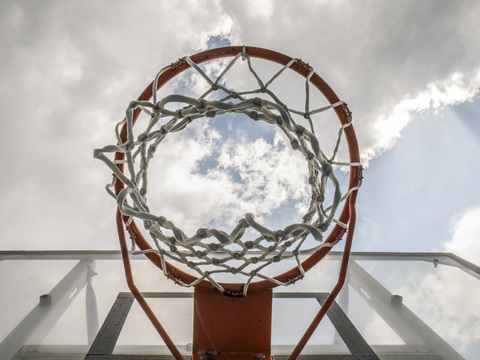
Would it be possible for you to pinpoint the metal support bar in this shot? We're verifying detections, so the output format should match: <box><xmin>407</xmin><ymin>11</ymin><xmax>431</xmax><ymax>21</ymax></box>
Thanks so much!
<box><xmin>334</xmin><ymin>264</ymin><xmax>349</xmax><ymax>345</ymax></box>
<box><xmin>316</xmin><ymin>293</ymin><xmax>378</xmax><ymax>358</ymax></box>
<box><xmin>0</xmin><ymin>259</ymin><xmax>93</xmax><ymax>360</ymax></box>
<box><xmin>273</xmin><ymin>293</ymin><xmax>377</xmax><ymax>359</ymax></box>
<box><xmin>0</xmin><ymin>251</ymin><xmax>478</xmax><ymax>281</ymax></box>
<box><xmin>347</xmin><ymin>260</ymin><xmax>464</xmax><ymax>360</ymax></box>
<box><xmin>86</xmin><ymin>262</ymin><xmax>99</xmax><ymax>345</ymax></box>
<box><xmin>86</xmin><ymin>293</ymin><xmax>134</xmax><ymax>356</ymax></box>
<box><xmin>85</xmin><ymin>292</ymin><xmax>193</xmax><ymax>360</ymax></box>
<box><xmin>87</xmin><ymin>292</ymin><xmax>376</xmax><ymax>360</ymax></box>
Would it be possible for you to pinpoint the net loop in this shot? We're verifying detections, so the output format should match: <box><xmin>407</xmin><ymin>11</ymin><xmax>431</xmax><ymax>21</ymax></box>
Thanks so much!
<box><xmin>94</xmin><ymin>48</ymin><xmax>362</xmax><ymax>295</ymax></box>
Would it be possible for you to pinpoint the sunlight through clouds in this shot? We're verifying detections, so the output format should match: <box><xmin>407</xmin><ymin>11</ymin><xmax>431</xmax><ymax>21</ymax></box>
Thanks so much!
<box><xmin>399</xmin><ymin>266</ymin><xmax>480</xmax><ymax>354</ymax></box>
<box><xmin>145</xmin><ymin>121</ymin><xmax>308</xmax><ymax>236</ymax></box>
<box><xmin>364</xmin><ymin>68</ymin><xmax>480</xmax><ymax>163</ymax></box>
<box><xmin>444</xmin><ymin>206</ymin><xmax>480</xmax><ymax>265</ymax></box>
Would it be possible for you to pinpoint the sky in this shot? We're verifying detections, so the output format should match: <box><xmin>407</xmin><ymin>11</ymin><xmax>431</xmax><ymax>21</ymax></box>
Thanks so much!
<box><xmin>1</xmin><ymin>0</ymin><xmax>480</xmax><ymax>357</ymax></box>
<box><xmin>1</xmin><ymin>0</ymin><xmax>479</xmax><ymax>257</ymax></box>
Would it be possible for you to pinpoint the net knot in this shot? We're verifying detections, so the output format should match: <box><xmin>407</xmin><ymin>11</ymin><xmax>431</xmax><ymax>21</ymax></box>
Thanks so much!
<box><xmin>287</xmin><ymin>272</ymin><xmax>304</xmax><ymax>285</ymax></box>
<box><xmin>196</xmin><ymin>228</ymin><xmax>208</xmax><ymax>238</ymax></box>
<box><xmin>319</xmin><ymin>223</ymin><xmax>328</xmax><ymax>232</ymax></box>
<box><xmin>170</xmin><ymin>58</ymin><xmax>185</xmax><ymax>71</ymax></box>
<box><xmin>244</xmin><ymin>241</ymin><xmax>254</xmax><ymax>249</ymax></box>
<box><xmin>295</xmin><ymin>125</ymin><xmax>305</xmax><ymax>135</ymax></box>
<box><xmin>321</xmin><ymin>163</ymin><xmax>333</xmax><ymax>175</ymax></box>
<box><xmin>335</xmin><ymin>228</ymin><xmax>347</xmax><ymax>241</ymax></box>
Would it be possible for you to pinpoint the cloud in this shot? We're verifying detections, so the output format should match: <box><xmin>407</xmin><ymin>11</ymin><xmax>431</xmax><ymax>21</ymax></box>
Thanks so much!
<box><xmin>0</xmin><ymin>1</ymin><xmax>236</xmax><ymax>249</ymax></box>
<box><xmin>396</xmin><ymin>266</ymin><xmax>480</xmax><ymax>355</ymax></box>
<box><xmin>444</xmin><ymin>206</ymin><xmax>480</xmax><ymax>265</ymax></box>
<box><xmin>1</xmin><ymin>0</ymin><xmax>480</xmax><ymax>253</ymax></box>
<box><xmin>220</xmin><ymin>0</ymin><xmax>480</xmax><ymax>164</ymax></box>
<box><xmin>123</xmin><ymin>118</ymin><xmax>310</xmax><ymax>236</ymax></box>
<box><xmin>386</xmin><ymin>208</ymin><xmax>480</xmax><ymax>354</ymax></box>
<box><xmin>363</xmin><ymin>68</ymin><xmax>480</xmax><ymax>163</ymax></box>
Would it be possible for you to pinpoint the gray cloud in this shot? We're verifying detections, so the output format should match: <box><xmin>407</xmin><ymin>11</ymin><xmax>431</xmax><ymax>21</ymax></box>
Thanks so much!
<box><xmin>1</xmin><ymin>0</ymin><xmax>479</xmax><ymax>255</ymax></box>
<box><xmin>220</xmin><ymin>0</ymin><xmax>480</xmax><ymax>156</ymax></box>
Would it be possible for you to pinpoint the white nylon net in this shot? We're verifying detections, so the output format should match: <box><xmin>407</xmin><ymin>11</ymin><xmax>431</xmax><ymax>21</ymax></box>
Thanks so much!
<box><xmin>95</xmin><ymin>49</ymin><xmax>361</xmax><ymax>295</ymax></box>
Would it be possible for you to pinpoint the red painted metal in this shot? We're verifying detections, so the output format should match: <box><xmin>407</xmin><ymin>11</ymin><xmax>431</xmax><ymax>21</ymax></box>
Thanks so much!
<box><xmin>116</xmin><ymin>209</ymin><xmax>184</xmax><ymax>360</ymax></box>
<box><xmin>288</xmin><ymin>191</ymin><xmax>358</xmax><ymax>359</ymax></box>
<box><xmin>193</xmin><ymin>287</ymin><xmax>272</xmax><ymax>360</ymax></box>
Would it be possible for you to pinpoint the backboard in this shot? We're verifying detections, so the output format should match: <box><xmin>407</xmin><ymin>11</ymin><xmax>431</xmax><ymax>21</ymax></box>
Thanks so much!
<box><xmin>1</xmin><ymin>250</ymin><xmax>479</xmax><ymax>359</ymax></box>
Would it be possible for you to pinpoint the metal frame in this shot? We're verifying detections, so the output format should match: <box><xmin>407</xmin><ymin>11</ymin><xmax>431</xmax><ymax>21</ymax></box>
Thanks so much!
<box><xmin>84</xmin><ymin>292</ymin><xmax>378</xmax><ymax>360</ymax></box>
<box><xmin>2</xmin><ymin>251</ymin><xmax>478</xmax><ymax>279</ymax></box>
<box><xmin>1</xmin><ymin>251</ymin><xmax>476</xmax><ymax>360</ymax></box>
<box><xmin>0</xmin><ymin>258</ymin><xmax>96</xmax><ymax>360</ymax></box>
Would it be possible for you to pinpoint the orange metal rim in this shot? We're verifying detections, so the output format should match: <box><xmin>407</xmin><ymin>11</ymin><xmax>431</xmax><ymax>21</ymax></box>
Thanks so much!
<box><xmin>114</xmin><ymin>46</ymin><xmax>361</xmax><ymax>293</ymax></box>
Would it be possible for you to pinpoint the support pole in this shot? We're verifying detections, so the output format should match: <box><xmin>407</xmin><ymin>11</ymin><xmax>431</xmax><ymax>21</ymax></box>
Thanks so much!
<box><xmin>347</xmin><ymin>260</ymin><xmax>464</xmax><ymax>360</ymax></box>
<box><xmin>0</xmin><ymin>259</ymin><xmax>92</xmax><ymax>360</ymax></box>
<box><xmin>86</xmin><ymin>262</ymin><xmax>99</xmax><ymax>345</ymax></box>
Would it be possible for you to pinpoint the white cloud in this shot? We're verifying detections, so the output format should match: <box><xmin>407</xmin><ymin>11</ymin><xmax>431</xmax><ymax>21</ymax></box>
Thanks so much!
<box><xmin>385</xmin><ymin>207</ymin><xmax>480</xmax><ymax>353</ymax></box>
<box><xmin>444</xmin><ymin>206</ymin><xmax>480</xmax><ymax>265</ymax></box>
<box><xmin>242</xmin><ymin>0</ymin><xmax>275</xmax><ymax>19</ymax></box>
<box><xmin>134</xmin><ymin>121</ymin><xmax>309</xmax><ymax>236</ymax></box>
<box><xmin>1</xmin><ymin>0</ymin><xmax>480</xmax><ymax>254</ymax></box>
<box><xmin>363</xmin><ymin>68</ymin><xmax>480</xmax><ymax>163</ymax></box>
<box><xmin>396</xmin><ymin>266</ymin><xmax>480</xmax><ymax>354</ymax></box>
<box><xmin>221</xmin><ymin>1</ymin><xmax>480</xmax><ymax>165</ymax></box>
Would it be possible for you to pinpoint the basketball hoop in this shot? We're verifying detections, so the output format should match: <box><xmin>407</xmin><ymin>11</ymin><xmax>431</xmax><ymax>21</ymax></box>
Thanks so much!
<box><xmin>95</xmin><ymin>46</ymin><xmax>362</xmax><ymax>360</ymax></box>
